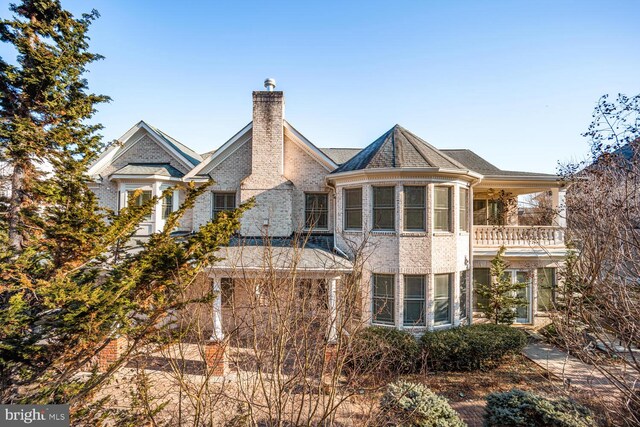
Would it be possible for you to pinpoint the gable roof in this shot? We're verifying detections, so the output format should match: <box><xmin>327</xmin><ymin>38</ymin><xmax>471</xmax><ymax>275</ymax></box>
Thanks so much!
<box><xmin>332</xmin><ymin>125</ymin><xmax>467</xmax><ymax>173</ymax></box>
<box><xmin>442</xmin><ymin>149</ymin><xmax>557</xmax><ymax>178</ymax></box>
<box><xmin>185</xmin><ymin>120</ymin><xmax>338</xmax><ymax>180</ymax></box>
<box><xmin>146</xmin><ymin>124</ymin><xmax>203</xmax><ymax>166</ymax></box>
<box><xmin>88</xmin><ymin>121</ymin><xmax>202</xmax><ymax>177</ymax></box>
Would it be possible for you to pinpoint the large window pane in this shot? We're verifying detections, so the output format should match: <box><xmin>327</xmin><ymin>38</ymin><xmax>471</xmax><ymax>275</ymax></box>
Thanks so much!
<box><xmin>305</xmin><ymin>193</ymin><xmax>328</xmax><ymax>229</ymax></box>
<box><xmin>127</xmin><ymin>190</ymin><xmax>153</xmax><ymax>221</ymax></box>
<box><xmin>473</xmin><ymin>199</ymin><xmax>487</xmax><ymax>225</ymax></box>
<box><xmin>434</xmin><ymin>187</ymin><xmax>451</xmax><ymax>231</ymax></box>
<box><xmin>373</xmin><ymin>186</ymin><xmax>395</xmax><ymax>230</ymax></box>
<box><xmin>515</xmin><ymin>271</ymin><xmax>531</xmax><ymax>322</ymax></box>
<box><xmin>460</xmin><ymin>270</ymin><xmax>468</xmax><ymax>319</ymax></box>
<box><xmin>537</xmin><ymin>268</ymin><xmax>556</xmax><ymax>311</ymax></box>
<box><xmin>459</xmin><ymin>188</ymin><xmax>469</xmax><ymax>232</ymax></box>
<box><xmin>404</xmin><ymin>186</ymin><xmax>426</xmax><ymax>231</ymax></box>
<box><xmin>344</xmin><ymin>188</ymin><xmax>362</xmax><ymax>230</ymax></box>
<box><xmin>220</xmin><ymin>278</ymin><xmax>234</xmax><ymax>306</ymax></box>
<box><xmin>213</xmin><ymin>192</ymin><xmax>236</xmax><ymax>219</ymax></box>
<box><xmin>162</xmin><ymin>192</ymin><xmax>173</xmax><ymax>220</ymax></box>
<box><xmin>434</xmin><ymin>274</ymin><xmax>452</xmax><ymax>325</ymax></box>
<box><xmin>404</xmin><ymin>275</ymin><xmax>425</xmax><ymax>326</ymax></box>
<box><xmin>373</xmin><ymin>274</ymin><xmax>394</xmax><ymax>324</ymax></box>
<box><xmin>473</xmin><ymin>268</ymin><xmax>490</xmax><ymax>310</ymax></box>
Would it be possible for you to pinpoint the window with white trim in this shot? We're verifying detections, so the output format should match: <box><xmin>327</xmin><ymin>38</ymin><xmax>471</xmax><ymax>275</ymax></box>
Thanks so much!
<box><xmin>404</xmin><ymin>186</ymin><xmax>426</xmax><ymax>231</ymax></box>
<box><xmin>403</xmin><ymin>275</ymin><xmax>425</xmax><ymax>326</ymax></box>
<box><xmin>305</xmin><ymin>193</ymin><xmax>328</xmax><ymax>229</ymax></box>
<box><xmin>434</xmin><ymin>187</ymin><xmax>452</xmax><ymax>231</ymax></box>
<box><xmin>372</xmin><ymin>274</ymin><xmax>394</xmax><ymax>324</ymax></box>
<box><xmin>344</xmin><ymin>188</ymin><xmax>362</xmax><ymax>230</ymax></box>
<box><xmin>434</xmin><ymin>273</ymin><xmax>452</xmax><ymax>325</ymax></box>
<box><xmin>212</xmin><ymin>192</ymin><xmax>236</xmax><ymax>219</ymax></box>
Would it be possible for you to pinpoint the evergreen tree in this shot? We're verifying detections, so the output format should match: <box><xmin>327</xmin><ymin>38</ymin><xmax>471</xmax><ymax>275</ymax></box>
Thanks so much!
<box><xmin>0</xmin><ymin>1</ymin><xmax>249</xmax><ymax>418</ymax></box>
<box><xmin>476</xmin><ymin>246</ymin><xmax>528</xmax><ymax>324</ymax></box>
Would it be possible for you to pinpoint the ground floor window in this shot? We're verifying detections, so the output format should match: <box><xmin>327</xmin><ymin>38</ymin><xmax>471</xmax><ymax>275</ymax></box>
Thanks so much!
<box><xmin>537</xmin><ymin>268</ymin><xmax>557</xmax><ymax>311</ymax></box>
<box><xmin>127</xmin><ymin>189</ymin><xmax>153</xmax><ymax>220</ymax></box>
<box><xmin>434</xmin><ymin>274</ymin><xmax>452</xmax><ymax>325</ymax></box>
<box><xmin>460</xmin><ymin>270</ymin><xmax>468</xmax><ymax>319</ymax></box>
<box><xmin>403</xmin><ymin>275</ymin><xmax>425</xmax><ymax>326</ymax></box>
<box><xmin>473</xmin><ymin>268</ymin><xmax>490</xmax><ymax>310</ymax></box>
<box><xmin>220</xmin><ymin>278</ymin><xmax>234</xmax><ymax>306</ymax></box>
<box><xmin>513</xmin><ymin>271</ymin><xmax>531</xmax><ymax>323</ymax></box>
<box><xmin>372</xmin><ymin>274</ymin><xmax>394</xmax><ymax>324</ymax></box>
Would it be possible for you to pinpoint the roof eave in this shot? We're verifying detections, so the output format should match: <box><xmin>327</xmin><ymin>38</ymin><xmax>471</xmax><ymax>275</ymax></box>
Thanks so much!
<box><xmin>327</xmin><ymin>167</ymin><xmax>483</xmax><ymax>181</ymax></box>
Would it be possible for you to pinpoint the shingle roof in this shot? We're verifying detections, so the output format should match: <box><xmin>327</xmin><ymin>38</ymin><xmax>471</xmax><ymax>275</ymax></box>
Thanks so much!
<box><xmin>147</xmin><ymin>124</ymin><xmax>203</xmax><ymax>166</ymax></box>
<box><xmin>212</xmin><ymin>236</ymin><xmax>352</xmax><ymax>271</ymax></box>
<box><xmin>320</xmin><ymin>148</ymin><xmax>362</xmax><ymax>165</ymax></box>
<box><xmin>332</xmin><ymin>125</ymin><xmax>467</xmax><ymax>173</ymax></box>
<box><xmin>441</xmin><ymin>149</ymin><xmax>557</xmax><ymax>178</ymax></box>
<box><xmin>111</xmin><ymin>163</ymin><xmax>185</xmax><ymax>178</ymax></box>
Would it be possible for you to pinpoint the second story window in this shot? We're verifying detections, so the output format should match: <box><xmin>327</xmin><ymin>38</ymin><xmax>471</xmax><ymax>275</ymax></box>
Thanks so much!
<box><xmin>305</xmin><ymin>193</ymin><xmax>328</xmax><ymax>230</ymax></box>
<box><xmin>404</xmin><ymin>186</ymin><xmax>426</xmax><ymax>231</ymax></box>
<box><xmin>344</xmin><ymin>188</ymin><xmax>362</xmax><ymax>230</ymax></box>
<box><xmin>373</xmin><ymin>186</ymin><xmax>395</xmax><ymax>230</ymax></box>
<box><xmin>434</xmin><ymin>186</ymin><xmax>452</xmax><ymax>232</ymax></box>
<box><xmin>212</xmin><ymin>192</ymin><xmax>236</xmax><ymax>219</ymax></box>
<box><xmin>459</xmin><ymin>187</ymin><xmax>469</xmax><ymax>232</ymax></box>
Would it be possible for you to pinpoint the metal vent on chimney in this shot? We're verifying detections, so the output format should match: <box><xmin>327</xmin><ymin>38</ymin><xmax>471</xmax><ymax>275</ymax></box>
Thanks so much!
<box><xmin>264</xmin><ymin>78</ymin><xmax>276</xmax><ymax>91</ymax></box>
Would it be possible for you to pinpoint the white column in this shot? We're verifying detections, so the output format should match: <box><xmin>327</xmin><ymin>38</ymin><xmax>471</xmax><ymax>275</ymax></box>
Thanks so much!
<box><xmin>328</xmin><ymin>276</ymin><xmax>339</xmax><ymax>343</ymax></box>
<box><xmin>551</xmin><ymin>188</ymin><xmax>567</xmax><ymax>227</ymax></box>
<box><xmin>153</xmin><ymin>181</ymin><xmax>163</xmax><ymax>232</ymax></box>
<box><xmin>211</xmin><ymin>278</ymin><xmax>224</xmax><ymax>341</ymax></box>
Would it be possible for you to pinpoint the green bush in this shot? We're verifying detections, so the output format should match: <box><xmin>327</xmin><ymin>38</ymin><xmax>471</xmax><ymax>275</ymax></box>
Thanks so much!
<box><xmin>421</xmin><ymin>324</ymin><xmax>527</xmax><ymax>371</ymax></box>
<box><xmin>345</xmin><ymin>327</ymin><xmax>420</xmax><ymax>376</ymax></box>
<box><xmin>484</xmin><ymin>389</ymin><xmax>594</xmax><ymax>427</ymax></box>
<box><xmin>380</xmin><ymin>380</ymin><xmax>466</xmax><ymax>427</ymax></box>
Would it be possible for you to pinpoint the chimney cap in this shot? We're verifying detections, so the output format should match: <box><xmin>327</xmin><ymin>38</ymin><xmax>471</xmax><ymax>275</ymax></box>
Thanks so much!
<box><xmin>264</xmin><ymin>78</ymin><xmax>276</xmax><ymax>91</ymax></box>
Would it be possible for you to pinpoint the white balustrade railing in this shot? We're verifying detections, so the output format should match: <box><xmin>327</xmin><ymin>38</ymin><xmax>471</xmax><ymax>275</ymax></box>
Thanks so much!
<box><xmin>473</xmin><ymin>225</ymin><xmax>565</xmax><ymax>247</ymax></box>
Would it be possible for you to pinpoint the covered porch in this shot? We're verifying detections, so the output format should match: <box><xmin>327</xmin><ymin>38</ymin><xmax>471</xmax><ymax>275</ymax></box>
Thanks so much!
<box><xmin>472</xmin><ymin>176</ymin><xmax>566</xmax><ymax>250</ymax></box>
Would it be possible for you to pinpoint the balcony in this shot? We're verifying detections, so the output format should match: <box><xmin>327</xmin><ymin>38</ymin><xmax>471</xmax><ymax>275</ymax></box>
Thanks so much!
<box><xmin>473</xmin><ymin>225</ymin><xmax>565</xmax><ymax>248</ymax></box>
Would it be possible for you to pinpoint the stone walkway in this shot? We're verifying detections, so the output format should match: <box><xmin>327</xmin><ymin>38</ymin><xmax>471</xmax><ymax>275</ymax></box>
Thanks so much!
<box><xmin>523</xmin><ymin>341</ymin><xmax>620</xmax><ymax>402</ymax></box>
<box><xmin>450</xmin><ymin>400</ymin><xmax>485</xmax><ymax>427</ymax></box>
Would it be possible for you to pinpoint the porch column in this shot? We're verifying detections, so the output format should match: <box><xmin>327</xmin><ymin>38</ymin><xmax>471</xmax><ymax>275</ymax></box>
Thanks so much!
<box><xmin>211</xmin><ymin>278</ymin><xmax>224</xmax><ymax>341</ymax></box>
<box><xmin>551</xmin><ymin>188</ymin><xmax>566</xmax><ymax>228</ymax></box>
<box><xmin>328</xmin><ymin>276</ymin><xmax>339</xmax><ymax>343</ymax></box>
<box><xmin>153</xmin><ymin>181</ymin><xmax>163</xmax><ymax>233</ymax></box>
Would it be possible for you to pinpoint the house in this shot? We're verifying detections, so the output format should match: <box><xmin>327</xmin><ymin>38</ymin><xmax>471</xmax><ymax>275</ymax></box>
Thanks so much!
<box><xmin>88</xmin><ymin>80</ymin><xmax>567</xmax><ymax>342</ymax></box>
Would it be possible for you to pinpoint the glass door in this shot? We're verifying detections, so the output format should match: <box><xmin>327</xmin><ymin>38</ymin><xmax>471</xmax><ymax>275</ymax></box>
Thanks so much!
<box><xmin>514</xmin><ymin>271</ymin><xmax>531</xmax><ymax>323</ymax></box>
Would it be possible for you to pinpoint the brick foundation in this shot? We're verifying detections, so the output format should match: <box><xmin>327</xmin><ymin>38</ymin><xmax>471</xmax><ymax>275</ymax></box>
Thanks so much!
<box><xmin>205</xmin><ymin>340</ymin><xmax>226</xmax><ymax>376</ymax></box>
<box><xmin>97</xmin><ymin>336</ymin><xmax>126</xmax><ymax>372</ymax></box>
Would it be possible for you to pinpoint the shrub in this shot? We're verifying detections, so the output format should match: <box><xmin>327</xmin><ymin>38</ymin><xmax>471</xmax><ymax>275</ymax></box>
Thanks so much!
<box><xmin>421</xmin><ymin>324</ymin><xmax>527</xmax><ymax>371</ymax></box>
<box><xmin>484</xmin><ymin>389</ymin><xmax>594</xmax><ymax>427</ymax></box>
<box><xmin>380</xmin><ymin>380</ymin><xmax>466</xmax><ymax>427</ymax></box>
<box><xmin>345</xmin><ymin>327</ymin><xmax>420</xmax><ymax>376</ymax></box>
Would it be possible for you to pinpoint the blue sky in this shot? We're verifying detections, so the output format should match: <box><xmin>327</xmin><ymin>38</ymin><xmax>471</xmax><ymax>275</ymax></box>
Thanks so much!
<box><xmin>1</xmin><ymin>0</ymin><xmax>638</xmax><ymax>173</ymax></box>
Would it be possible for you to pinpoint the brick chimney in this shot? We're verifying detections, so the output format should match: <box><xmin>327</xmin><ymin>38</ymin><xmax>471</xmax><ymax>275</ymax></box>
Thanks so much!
<box><xmin>240</xmin><ymin>79</ymin><xmax>293</xmax><ymax>236</ymax></box>
<box><xmin>250</xmin><ymin>84</ymin><xmax>285</xmax><ymax>185</ymax></box>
